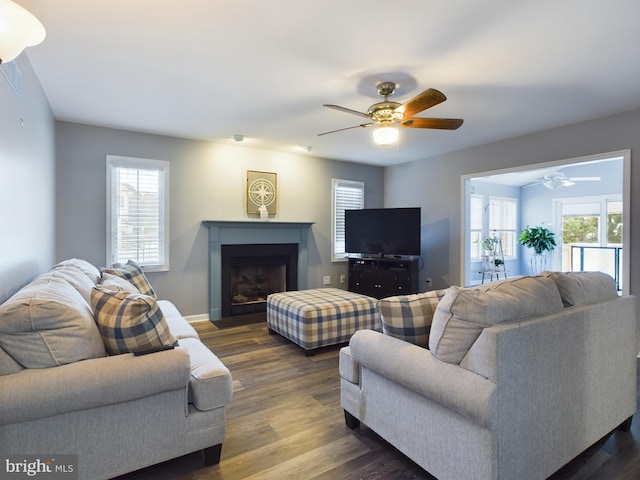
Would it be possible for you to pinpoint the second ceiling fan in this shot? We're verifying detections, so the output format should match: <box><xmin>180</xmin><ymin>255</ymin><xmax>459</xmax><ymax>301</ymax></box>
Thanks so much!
<box><xmin>525</xmin><ymin>171</ymin><xmax>602</xmax><ymax>190</ymax></box>
<box><xmin>319</xmin><ymin>81</ymin><xmax>463</xmax><ymax>146</ymax></box>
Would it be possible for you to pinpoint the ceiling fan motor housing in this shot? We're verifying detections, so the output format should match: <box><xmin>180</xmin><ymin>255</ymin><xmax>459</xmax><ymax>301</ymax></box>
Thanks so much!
<box><xmin>370</xmin><ymin>82</ymin><xmax>404</xmax><ymax>123</ymax></box>
<box><xmin>368</xmin><ymin>101</ymin><xmax>404</xmax><ymax>123</ymax></box>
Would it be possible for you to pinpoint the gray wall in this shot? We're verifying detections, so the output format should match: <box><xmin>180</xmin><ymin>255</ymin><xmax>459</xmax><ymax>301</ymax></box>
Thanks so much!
<box><xmin>0</xmin><ymin>57</ymin><xmax>55</xmax><ymax>303</ymax></box>
<box><xmin>55</xmin><ymin>122</ymin><xmax>384</xmax><ymax>316</ymax></box>
<box><xmin>385</xmin><ymin>108</ymin><xmax>640</xmax><ymax>299</ymax></box>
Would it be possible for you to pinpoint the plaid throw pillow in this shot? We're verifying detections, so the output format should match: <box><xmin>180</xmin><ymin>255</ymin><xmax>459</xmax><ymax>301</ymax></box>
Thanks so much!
<box><xmin>377</xmin><ymin>289</ymin><xmax>447</xmax><ymax>347</ymax></box>
<box><xmin>99</xmin><ymin>272</ymin><xmax>140</xmax><ymax>294</ymax></box>
<box><xmin>101</xmin><ymin>260</ymin><xmax>156</xmax><ymax>298</ymax></box>
<box><xmin>91</xmin><ymin>286</ymin><xmax>176</xmax><ymax>355</ymax></box>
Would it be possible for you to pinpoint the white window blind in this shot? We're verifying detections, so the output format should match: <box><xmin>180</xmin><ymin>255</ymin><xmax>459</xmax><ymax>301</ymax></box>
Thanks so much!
<box><xmin>106</xmin><ymin>156</ymin><xmax>169</xmax><ymax>271</ymax></box>
<box><xmin>332</xmin><ymin>179</ymin><xmax>364</xmax><ymax>261</ymax></box>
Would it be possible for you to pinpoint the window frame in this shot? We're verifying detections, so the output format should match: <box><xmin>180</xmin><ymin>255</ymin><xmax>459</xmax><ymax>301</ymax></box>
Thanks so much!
<box><xmin>332</xmin><ymin>178</ymin><xmax>364</xmax><ymax>262</ymax></box>
<box><xmin>469</xmin><ymin>194</ymin><xmax>484</xmax><ymax>260</ymax></box>
<box><xmin>106</xmin><ymin>155</ymin><xmax>170</xmax><ymax>272</ymax></box>
<box><xmin>487</xmin><ymin>195</ymin><xmax>518</xmax><ymax>259</ymax></box>
<box><xmin>469</xmin><ymin>194</ymin><xmax>518</xmax><ymax>261</ymax></box>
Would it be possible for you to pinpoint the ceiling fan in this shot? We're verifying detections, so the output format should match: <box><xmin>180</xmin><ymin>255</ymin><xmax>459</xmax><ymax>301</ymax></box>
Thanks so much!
<box><xmin>525</xmin><ymin>172</ymin><xmax>601</xmax><ymax>190</ymax></box>
<box><xmin>318</xmin><ymin>81</ymin><xmax>463</xmax><ymax>146</ymax></box>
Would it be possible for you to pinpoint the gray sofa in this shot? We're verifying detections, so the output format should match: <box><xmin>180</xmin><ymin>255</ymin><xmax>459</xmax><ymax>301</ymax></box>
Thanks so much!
<box><xmin>0</xmin><ymin>259</ymin><xmax>233</xmax><ymax>480</ymax></box>
<box><xmin>340</xmin><ymin>272</ymin><xmax>637</xmax><ymax>480</ymax></box>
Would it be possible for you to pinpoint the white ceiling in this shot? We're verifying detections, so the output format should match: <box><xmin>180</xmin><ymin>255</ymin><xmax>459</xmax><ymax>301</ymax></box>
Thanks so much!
<box><xmin>16</xmin><ymin>0</ymin><xmax>640</xmax><ymax>167</ymax></box>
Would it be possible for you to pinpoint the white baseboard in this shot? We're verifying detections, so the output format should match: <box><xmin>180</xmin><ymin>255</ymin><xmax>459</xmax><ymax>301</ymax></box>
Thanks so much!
<box><xmin>184</xmin><ymin>313</ymin><xmax>210</xmax><ymax>324</ymax></box>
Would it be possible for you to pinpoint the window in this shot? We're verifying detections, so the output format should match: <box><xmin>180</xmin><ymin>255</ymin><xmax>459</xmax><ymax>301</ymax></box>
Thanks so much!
<box><xmin>332</xmin><ymin>179</ymin><xmax>364</xmax><ymax>261</ymax></box>
<box><xmin>557</xmin><ymin>196</ymin><xmax>623</xmax><ymax>286</ymax></box>
<box><xmin>106</xmin><ymin>155</ymin><xmax>169</xmax><ymax>271</ymax></box>
<box><xmin>470</xmin><ymin>195</ymin><xmax>517</xmax><ymax>260</ymax></box>
<box><xmin>488</xmin><ymin>196</ymin><xmax>517</xmax><ymax>257</ymax></box>
<box><xmin>562</xmin><ymin>205</ymin><xmax>600</xmax><ymax>245</ymax></box>
<box><xmin>607</xmin><ymin>200</ymin><xmax>623</xmax><ymax>245</ymax></box>
<box><xmin>469</xmin><ymin>194</ymin><xmax>484</xmax><ymax>259</ymax></box>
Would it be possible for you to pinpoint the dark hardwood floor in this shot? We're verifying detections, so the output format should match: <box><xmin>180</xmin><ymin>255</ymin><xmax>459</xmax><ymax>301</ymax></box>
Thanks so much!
<box><xmin>116</xmin><ymin>321</ymin><xmax>640</xmax><ymax>480</ymax></box>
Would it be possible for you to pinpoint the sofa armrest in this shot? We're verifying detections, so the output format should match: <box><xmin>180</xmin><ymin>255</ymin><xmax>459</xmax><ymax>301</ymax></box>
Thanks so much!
<box><xmin>178</xmin><ymin>337</ymin><xmax>233</xmax><ymax>410</ymax></box>
<box><xmin>349</xmin><ymin>329</ymin><xmax>496</xmax><ymax>428</ymax></box>
<box><xmin>339</xmin><ymin>346</ymin><xmax>359</xmax><ymax>384</ymax></box>
<box><xmin>0</xmin><ymin>348</ymin><xmax>191</xmax><ymax>426</ymax></box>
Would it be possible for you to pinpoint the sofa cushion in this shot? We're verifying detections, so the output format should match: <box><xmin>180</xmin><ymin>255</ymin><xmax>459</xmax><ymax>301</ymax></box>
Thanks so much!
<box><xmin>157</xmin><ymin>300</ymin><xmax>200</xmax><ymax>340</ymax></box>
<box><xmin>542</xmin><ymin>271</ymin><xmax>618</xmax><ymax>307</ymax></box>
<box><xmin>51</xmin><ymin>258</ymin><xmax>101</xmax><ymax>285</ymax></box>
<box><xmin>91</xmin><ymin>287</ymin><xmax>176</xmax><ymax>355</ymax></box>
<box><xmin>99</xmin><ymin>272</ymin><xmax>140</xmax><ymax>294</ymax></box>
<box><xmin>46</xmin><ymin>263</ymin><xmax>97</xmax><ymax>306</ymax></box>
<box><xmin>0</xmin><ymin>273</ymin><xmax>106</xmax><ymax>368</ymax></box>
<box><xmin>0</xmin><ymin>346</ymin><xmax>24</xmax><ymax>375</ymax></box>
<box><xmin>377</xmin><ymin>290</ymin><xmax>447</xmax><ymax>347</ymax></box>
<box><xmin>429</xmin><ymin>276</ymin><xmax>565</xmax><ymax>364</ymax></box>
<box><xmin>177</xmin><ymin>337</ymin><xmax>233</xmax><ymax>411</ymax></box>
<box><xmin>101</xmin><ymin>260</ymin><xmax>157</xmax><ymax>298</ymax></box>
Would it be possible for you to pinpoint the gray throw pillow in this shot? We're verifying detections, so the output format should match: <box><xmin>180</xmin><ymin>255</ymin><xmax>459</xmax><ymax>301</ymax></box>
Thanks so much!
<box><xmin>429</xmin><ymin>276</ymin><xmax>564</xmax><ymax>364</ymax></box>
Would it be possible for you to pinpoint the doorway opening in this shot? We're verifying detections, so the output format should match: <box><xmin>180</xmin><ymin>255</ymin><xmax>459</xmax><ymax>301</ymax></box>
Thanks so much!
<box><xmin>461</xmin><ymin>150</ymin><xmax>630</xmax><ymax>293</ymax></box>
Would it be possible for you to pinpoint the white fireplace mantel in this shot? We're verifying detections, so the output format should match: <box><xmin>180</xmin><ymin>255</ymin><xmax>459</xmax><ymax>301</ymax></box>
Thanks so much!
<box><xmin>202</xmin><ymin>220</ymin><xmax>314</xmax><ymax>321</ymax></box>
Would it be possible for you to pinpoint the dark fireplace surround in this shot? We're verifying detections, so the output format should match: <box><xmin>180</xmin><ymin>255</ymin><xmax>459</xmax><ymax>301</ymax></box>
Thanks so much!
<box><xmin>202</xmin><ymin>221</ymin><xmax>313</xmax><ymax>322</ymax></box>
<box><xmin>221</xmin><ymin>243</ymin><xmax>298</xmax><ymax>318</ymax></box>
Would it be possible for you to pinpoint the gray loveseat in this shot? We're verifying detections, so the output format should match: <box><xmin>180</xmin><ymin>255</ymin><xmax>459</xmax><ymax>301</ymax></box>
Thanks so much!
<box><xmin>340</xmin><ymin>272</ymin><xmax>637</xmax><ymax>480</ymax></box>
<box><xmin>0</xmin><ymin>259</ymin><xmax>233</xmax><ymax>479</ymax></box>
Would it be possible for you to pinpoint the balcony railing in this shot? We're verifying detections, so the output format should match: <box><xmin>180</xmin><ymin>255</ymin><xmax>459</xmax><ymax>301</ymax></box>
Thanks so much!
<box><xmin>568</xmin><ymin>245</ymin><xmax>623</xmax><ymax>291</ymax></box>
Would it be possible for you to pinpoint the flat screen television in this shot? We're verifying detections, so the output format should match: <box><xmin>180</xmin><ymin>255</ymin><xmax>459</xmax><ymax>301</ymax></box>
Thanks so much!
<box><xmin>345</xmin><ymin>207</ymin><xmax>421</xmax><ymax>257</ymax></box>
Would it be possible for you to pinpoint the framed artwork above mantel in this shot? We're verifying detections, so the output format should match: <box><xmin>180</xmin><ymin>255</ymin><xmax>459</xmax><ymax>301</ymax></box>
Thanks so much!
<box><xmin>246</xmin><ymin>170</ymin><xmax>277</xmax><ymax>214</ymax></box>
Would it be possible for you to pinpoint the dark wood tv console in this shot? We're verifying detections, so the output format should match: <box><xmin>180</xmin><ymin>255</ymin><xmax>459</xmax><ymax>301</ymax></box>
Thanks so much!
<box><xmin>348</xmin><ymin>256</ymin><xmax>419</xmax><ymax>299</ymax></box>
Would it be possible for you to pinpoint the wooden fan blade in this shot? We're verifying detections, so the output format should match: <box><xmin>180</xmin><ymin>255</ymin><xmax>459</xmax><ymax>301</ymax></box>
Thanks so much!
<box><xmin>323</xmin><ymin>104</ymin><xmax>370</xmax><ymax>118</ymax></box>
<box><xmin>317</xmin><ymin>123</ymin><xmax>373</xmax><ymax>136</ymax></box>
<box><xmin>397</xmin><ymin>88</ymin><xmax>447</xmax><ymax>117</ymax></box>
<box><xmin>401</xmin><ymin>117</ymin><xmax>464</xmax><ymax>130</ymax></box>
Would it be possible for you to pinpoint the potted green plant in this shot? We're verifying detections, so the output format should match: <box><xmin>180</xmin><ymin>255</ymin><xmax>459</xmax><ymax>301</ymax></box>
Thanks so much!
<box><xmin>481</xmin><ymin>236</ymin><xmax>499</xmax><ymax>254</ymax></box>
<box><xmin>518</xmin><ymin>225</ymin><xmax>556</xmax><ymax>274</ymax></box>
<box><xmin>517</xmin><ymin>225</ymin><xmax>557</xmax><ymax>254</ymax></box>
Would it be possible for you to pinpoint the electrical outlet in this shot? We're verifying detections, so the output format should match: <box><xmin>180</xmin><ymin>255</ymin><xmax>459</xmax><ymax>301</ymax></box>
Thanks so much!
<box><xmin>426</xmin><ymin>278</ymin><xmax>432</xmax><ymax>287</ymax></box>
<box><xmin>339</xmin><ymin>274</ymin><xmax>346</xmax><ymax>284</ymax></box>
<box><xmin>323</xmin><ymin>275</ymin><xmax>331</xmax><ymax>285</ymax></box>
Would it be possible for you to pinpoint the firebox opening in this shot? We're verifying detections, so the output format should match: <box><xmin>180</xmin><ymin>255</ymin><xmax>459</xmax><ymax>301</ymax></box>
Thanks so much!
<box><xmin>221</xmin><ymin>243</ymin><xmax>298</xmax><ymax>319</ymax></box>
<box><xmin>231</xmin><ymin>263</ymin><xmax>286</xmax><ymax>309</ymax></box>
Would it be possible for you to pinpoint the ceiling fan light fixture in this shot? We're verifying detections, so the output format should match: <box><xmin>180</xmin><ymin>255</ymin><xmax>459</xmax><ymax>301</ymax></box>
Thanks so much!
<box><xmin>0</xmin><ymin>0</ymin><xmax>46</xmax><ymax>64</ymax></box>
<box><xmin>372</xmin><ymin>124</ymin><xmax>398</xmax><ymax>146</ymax></box>
<box><xmin>542</xmin><ymin>179</ymin><xmax>562</xmax><ymax>190</ymax></box>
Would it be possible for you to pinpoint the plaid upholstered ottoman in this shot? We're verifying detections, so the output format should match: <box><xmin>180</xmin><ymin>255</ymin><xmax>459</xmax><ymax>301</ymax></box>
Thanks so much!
<box><xmin>267</xmin><ymin>288</ymin><xmax>380</xmax><ymax>354</ymax></box>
